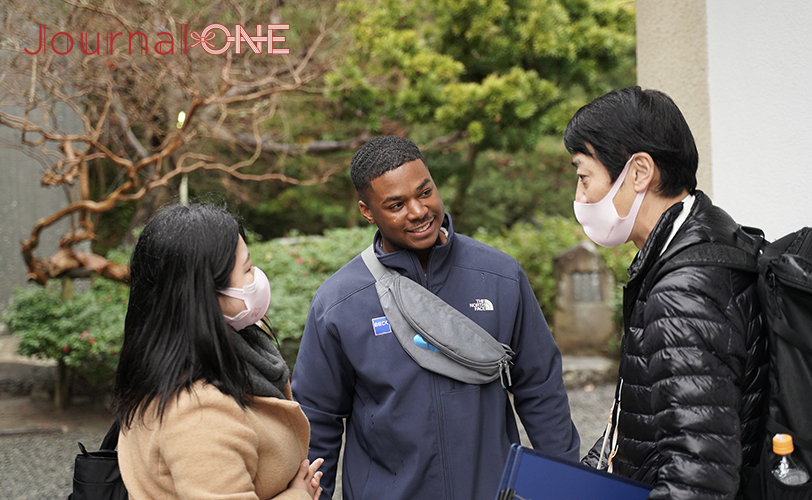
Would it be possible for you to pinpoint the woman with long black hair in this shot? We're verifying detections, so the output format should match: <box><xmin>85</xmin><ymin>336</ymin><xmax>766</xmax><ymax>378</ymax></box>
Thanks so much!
<box><xmin>113</xmin><ymin>203</ymin><xmax>322</xmax><ymax>500</ymax></box>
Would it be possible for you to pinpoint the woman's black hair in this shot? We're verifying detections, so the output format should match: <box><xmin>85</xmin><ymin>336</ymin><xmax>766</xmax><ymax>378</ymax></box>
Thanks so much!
<box><xmin>113</xmin><ymin>203</ymin><xmax>252</xmax><ymax>427</ymax></box>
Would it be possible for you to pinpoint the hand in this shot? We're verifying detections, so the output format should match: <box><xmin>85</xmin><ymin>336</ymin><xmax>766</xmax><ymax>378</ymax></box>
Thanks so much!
<box><xmin>288</xmin><ymin>458</ymin><xmax>324</xmax><ymax>500</ymax></box>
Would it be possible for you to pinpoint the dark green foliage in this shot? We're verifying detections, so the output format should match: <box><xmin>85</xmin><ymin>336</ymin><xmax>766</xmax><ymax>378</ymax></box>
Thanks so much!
<box><xmin>473</xmin><ymin>215</ymin><xmax>636</xmax><ymax>320</ymax></box>
<box><xmin>239</xmin><ymin>171</ymin><xmax>365</xmax><ymax>240</ymax></box>
<box><xmin>4</xmin><ymin>277</ymin><xmax>128</xmax><ymax>386</ymax></box>
<box><xmin>449</xmin><ymin>141</ymin><xmax>577</xmax><ymax>232</ymax></box>
<box><xmin>251</xmin><ymin>226</ymin><xmax>378</xmax><ymax>344</ymax></box>
<box><xmin>4</xmin><ymin>220</ymin><xmax>635</xmax><ymax>377</ymax></box>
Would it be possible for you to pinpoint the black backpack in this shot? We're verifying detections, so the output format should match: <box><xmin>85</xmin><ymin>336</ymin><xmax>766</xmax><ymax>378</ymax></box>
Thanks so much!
<box><xmin>662</xmin><ymin>227</ymin><xmax>812</xmax><ymax>499</ymax></box>
<box><xmin>753</xmin><ymin>227</ymin><xmax>812</xmax><ymax>499</ymax></box>
<box><xmin>68</xmin><ymin>420</ymin><xmax>128</xmax><ymax>500</ymax></box>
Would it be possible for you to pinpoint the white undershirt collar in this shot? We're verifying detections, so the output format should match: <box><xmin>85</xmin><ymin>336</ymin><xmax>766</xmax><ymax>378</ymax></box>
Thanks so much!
<box><xmin>659</xmin><ymin>193</ymin><xmax>695</xmax><ymax>256</ymax></box>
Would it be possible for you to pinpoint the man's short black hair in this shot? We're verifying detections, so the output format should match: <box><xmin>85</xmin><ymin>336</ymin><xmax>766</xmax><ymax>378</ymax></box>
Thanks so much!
<box><xmin>564</xmin><ymin>86</ymin><xmax>698</xmax><ymax>197</ymax></box>
<box><xmin>350</xmin><ymin>135</ymin><xmax>426</xmax><ymax>200</ymax></box>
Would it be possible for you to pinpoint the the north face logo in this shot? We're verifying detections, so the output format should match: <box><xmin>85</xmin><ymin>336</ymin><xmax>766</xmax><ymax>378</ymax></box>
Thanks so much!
<box><xmin>469</xmin><ymin>299</ymin><xmax>494</xmax><ymax>311</ymax></box>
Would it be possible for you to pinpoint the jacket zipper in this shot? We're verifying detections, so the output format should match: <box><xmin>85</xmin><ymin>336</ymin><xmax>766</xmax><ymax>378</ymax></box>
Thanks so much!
<box><xmin>432</xmin><ymin>372</ymin><xmax>452</xmax><ymax>499</ymax></box>
<box><xmin>426</xmin><ymin>248</ymin><xmax>452</xmax><ymax>499</ymax></box>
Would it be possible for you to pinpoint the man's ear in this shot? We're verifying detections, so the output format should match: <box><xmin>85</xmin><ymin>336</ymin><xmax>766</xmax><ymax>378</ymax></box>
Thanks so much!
<box><xmin>631</xmin><ymin>153</ymin><xmax>658</xmax><ymax>193</ymax></box>
<box><xmin>359</xmin><ymin>200</ymin><xmax>375</xmax><ymax>225</ymax></box>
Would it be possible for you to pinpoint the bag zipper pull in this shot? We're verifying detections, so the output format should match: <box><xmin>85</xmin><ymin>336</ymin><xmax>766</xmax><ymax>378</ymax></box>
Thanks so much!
<box><xmin>500</xmin><ymin>359</ymin><xmax>512</xmax><ymax>389</ymax></box>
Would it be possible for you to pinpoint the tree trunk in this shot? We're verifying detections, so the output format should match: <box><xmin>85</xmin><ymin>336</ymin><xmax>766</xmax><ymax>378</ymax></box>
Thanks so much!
<box><xmin>54</xmin><ymin>358</ymin><xmax>71</xmax><ymax>411</ymax></box>
<box><xmin>55</xmin><ymin>278</ymin><xmax>74</xmax><ymax>410</ymax></box>
<box><xmin>120</xmin><ymin>184</ymin><xmax>169</xmax><ymax>247</ymax></box>
<box><xmin>450</xmin><ymin>143</ymin><xmax>479</xmax><ymax>229</ymax></box>
<box><xmin>60</xmin><ymin>277</ymin><xmax>74</xmax><ymax>302</ymax></box>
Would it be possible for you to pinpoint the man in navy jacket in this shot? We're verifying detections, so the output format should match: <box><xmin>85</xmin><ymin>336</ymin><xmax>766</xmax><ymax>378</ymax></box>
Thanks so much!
<box><xmin>291</xmin><ymin>135</ymin><xmax>579</xmax><ymax>500</ymax></box>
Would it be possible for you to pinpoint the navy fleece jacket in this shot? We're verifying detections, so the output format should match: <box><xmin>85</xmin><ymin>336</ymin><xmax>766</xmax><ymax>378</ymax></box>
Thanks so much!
<box><xmin>291</xmin><ymin>215</ymin><xmax>579</xmax><ymax>500</ymax></box>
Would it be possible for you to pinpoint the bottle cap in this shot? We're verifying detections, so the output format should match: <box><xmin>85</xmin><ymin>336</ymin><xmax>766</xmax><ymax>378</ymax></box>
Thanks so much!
<box><xmin>773</xmin><ymin>434</ymin><xmax>795</xmax><ymax>455</ymax></box>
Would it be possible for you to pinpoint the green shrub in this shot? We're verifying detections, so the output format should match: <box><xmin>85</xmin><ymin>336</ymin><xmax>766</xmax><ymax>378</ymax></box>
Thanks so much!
<box><xmin>255</xmin><ymin>216</ymin><xmax>636</xmax><ymax>363</ymax></box>
<box><xmin>3</xmin><ymin>277</ymin><xmax>128</xmax><ymax>386</ymax></box>
<box><xmin>4</xmin><ymin>218</ymin><xmax>637</xmax><ymax>382</ymax></box>
<box><xmin>251</xmin><ymin>226</ymin><xmax>377</xmax><ymax>342</ymax></box>
<box><xmin>473</xmin><ymin>216</ymin><xmax>635</xmax><ymax>314</ymax></box>
<box><xmin>474</xmin><ymin>216</ymin><xmax>583</xmax><ymax>317</ymax></box>
<box><xmin>474</xmin><ymin>214</ymin><xmax>636</xmax><ymax>348</ymax></box>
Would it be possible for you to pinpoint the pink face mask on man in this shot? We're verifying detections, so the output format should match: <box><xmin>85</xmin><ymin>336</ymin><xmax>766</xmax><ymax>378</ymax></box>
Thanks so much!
<box><xmin>220</xmin><ymin>267</ymin><xmax>271</xmax><ymax>331</ymax></box>
<box><xmin>573</xmin><ymin>155</ymin><xmax>647</xmax><ymax>248</ymax></box>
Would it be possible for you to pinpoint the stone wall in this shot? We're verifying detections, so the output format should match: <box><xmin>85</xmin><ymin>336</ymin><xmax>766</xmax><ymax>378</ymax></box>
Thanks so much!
<box><xmin>553</xmin><ymin>241</ymin><xmax>616</xmax><ymax>355</ymax></box>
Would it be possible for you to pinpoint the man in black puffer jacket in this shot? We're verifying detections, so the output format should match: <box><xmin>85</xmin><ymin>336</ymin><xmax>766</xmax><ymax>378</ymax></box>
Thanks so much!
<box><xmin>564</xmin><ymin>86</ymin><xmax>768</xmax><ymax>500</ymax></box>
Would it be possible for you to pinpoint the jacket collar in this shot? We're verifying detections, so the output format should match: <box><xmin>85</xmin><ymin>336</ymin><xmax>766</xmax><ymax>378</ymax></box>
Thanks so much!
<box><xmin>627</xmin><ymin>190</ymin><xmax>713</xmax><ymax>282</ymax></box>
<box><xmin>374</xmin><ymin>212</ymin><xmax>455</xmax><ymax>288</ymax></box>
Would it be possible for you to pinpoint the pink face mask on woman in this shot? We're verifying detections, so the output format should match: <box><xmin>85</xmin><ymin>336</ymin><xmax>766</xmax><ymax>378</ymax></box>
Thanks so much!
<box><xmin>220</xmin><ymin>267</ymin><xmax>271</xmax><ymax>331</ymax></box>
<box><xmin>573</xmin><ymin>155</ymin><xmax>647</xmax><ymax>248</ymax></box>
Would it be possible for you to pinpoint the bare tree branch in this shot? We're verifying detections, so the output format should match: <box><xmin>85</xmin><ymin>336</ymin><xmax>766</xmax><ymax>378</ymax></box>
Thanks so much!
<box><xmin>110</xmin><ymin>91</ymin><xmax>151</xmax><ymax>160</ymax></box>
<box><xmin>1</xmin><ymin>0</ymin><xmax>351</xmax><ymax>285</ymax></box>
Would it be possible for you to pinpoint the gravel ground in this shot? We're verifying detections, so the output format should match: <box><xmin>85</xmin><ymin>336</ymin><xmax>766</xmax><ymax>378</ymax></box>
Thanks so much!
<box><xmin>566</xmin><ymin>382</ymin><xmax>614</xmax><ymax>458</ymax></box>
<box><xmin>0</xmin><ymin>396</ymin><xmax>115</xmax><ymax>500</ymax></box>
<box><xmin>0</xmin><ymin>427</ymin><xmax>114</xmax><ymax>500</ymax></box>
<box><xmin>0</xmin><ymin>383</ymin><xmax>614</xmax><ymax>500</ymax></box>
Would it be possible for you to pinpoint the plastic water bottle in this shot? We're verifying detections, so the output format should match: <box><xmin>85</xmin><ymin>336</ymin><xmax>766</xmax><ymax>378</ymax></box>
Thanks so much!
<box><xmin>771</xmin><ymin>434</ymin><xmax>810</xmax><ymax>485</ymax></box>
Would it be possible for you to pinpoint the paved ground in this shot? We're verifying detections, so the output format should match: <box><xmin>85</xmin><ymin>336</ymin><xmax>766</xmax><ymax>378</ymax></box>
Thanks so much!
<box><xmin>0</xmin><ymin>332</ymin><xmax>616</xmax><ymax>499</ymax></box>
<box><xmin>0</xmin><ymin>396</ymin><xmax>116</xmax><ymax>500</ymax></box>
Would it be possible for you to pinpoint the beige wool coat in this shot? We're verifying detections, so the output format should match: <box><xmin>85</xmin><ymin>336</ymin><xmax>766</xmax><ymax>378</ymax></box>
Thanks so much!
<box><xmin>118</xmin><ymin>380</ymin><xmax>312</xmax><ymax>500</ymax></box>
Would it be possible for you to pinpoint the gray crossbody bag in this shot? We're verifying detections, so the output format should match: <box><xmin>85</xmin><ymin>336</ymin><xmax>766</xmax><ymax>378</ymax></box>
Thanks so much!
<box><xmin>361</xmin><ymin>244</ymin><xmax>514</xmax><ymax>388</ymax></box>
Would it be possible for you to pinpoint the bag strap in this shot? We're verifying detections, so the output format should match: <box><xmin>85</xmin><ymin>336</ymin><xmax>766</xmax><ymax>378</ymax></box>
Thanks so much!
<box><xmin>772</xmin><ymin>312</ymin><xmax>812</xmax><ymax>358</ymax></box>
<box><xmin>654</xmin><ymin>227</ymin><xmax>763</xmax><ymax>288</ymax></box>
<box><xmin>360</xmin><ymin>244</ymin><xmax>514</xmax><ymax>387</ymax></box>
<box><xmin>361</xmin><ymin>244</ymin><xmax>393</xmax><ymax>282</ymax></box>
<box><xmin>100</xmin><ymin>420</ymin><xmax>121</xmax><ymax>451</ymax></box>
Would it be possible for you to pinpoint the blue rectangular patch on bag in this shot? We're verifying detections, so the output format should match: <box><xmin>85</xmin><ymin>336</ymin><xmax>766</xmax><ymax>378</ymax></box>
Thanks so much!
<box><xmin>372</xmin><ymin>316</ymin><xmax>391</xmax><ymax>336</ymax></box>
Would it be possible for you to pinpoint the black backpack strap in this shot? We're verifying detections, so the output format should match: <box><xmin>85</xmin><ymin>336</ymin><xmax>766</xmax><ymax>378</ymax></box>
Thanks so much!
<box><xmin>100</xmin><ymin>420</ymin><xmax>120</xmax><ymax>451</ymax></box>
<box><xmin>658</xmin><ymin>226</ymin><xmax>764</xmax><ymax>277</ymax></box>
<box><xmin>660</xmin><ymin>243</ymin><xmax>756</xmax><ymax>275</ymax></box>
<box><xmin>772</xmin><ymin>312</ymin><xmax>812</xmax><ymax>358</ymax></box>
<box><xmin>785</xmin><ymin>227</ymin><xmax>812</xmax><ymax>256</ymax></box>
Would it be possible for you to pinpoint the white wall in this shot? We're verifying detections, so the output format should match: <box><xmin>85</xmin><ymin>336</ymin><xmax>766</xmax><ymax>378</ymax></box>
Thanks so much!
<box><xmin>706</xmin><ymin>1</ymin><xmax>812</xmax><ymax>240</ymax></box>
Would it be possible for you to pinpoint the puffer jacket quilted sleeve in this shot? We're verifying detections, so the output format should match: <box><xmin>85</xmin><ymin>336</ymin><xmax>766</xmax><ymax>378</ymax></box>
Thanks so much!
<box><xmin>613</xmin><ymin>192</ymin><xmax>767</xmax><ymax>500</ymax></box>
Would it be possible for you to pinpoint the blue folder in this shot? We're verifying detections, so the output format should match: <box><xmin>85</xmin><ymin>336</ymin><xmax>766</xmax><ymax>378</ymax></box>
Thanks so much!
<box><xmin>495</xmin><ymin>444</ymin><xmax>653</xmax><ymax>500</ymax></box>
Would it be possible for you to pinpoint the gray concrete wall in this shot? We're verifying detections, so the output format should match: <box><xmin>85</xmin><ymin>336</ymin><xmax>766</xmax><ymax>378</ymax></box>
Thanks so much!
<box><xmin>0</xmin><ymin>108</ymin><xmax>80</xmax><ymax>312</ymax></box>
<box><xmin>636</xmin><ymin>0</ymin><xmax>713</xmax><ymax>197</ymax></box>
